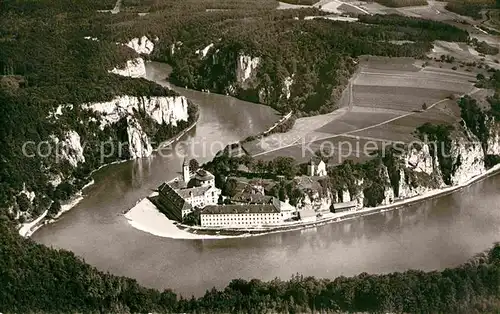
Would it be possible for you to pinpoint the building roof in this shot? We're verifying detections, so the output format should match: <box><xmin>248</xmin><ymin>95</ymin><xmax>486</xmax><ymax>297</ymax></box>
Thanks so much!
<box><xmin>295</xmin><ymin>176</ymin><xmax>322</xmax><ymax>191</ymax></box>
<box><xmin>158</xmin><ymin>182</ymin><xmax>192</xmax><ymax>212</ymax></box>
<box><xmin>202</xmin><ymin>203</ymin><xmax>280</xmax><ymax>215</ymax></box>
<box><xmin>333</xmin><ymin>201</ymin><xmax>357</xmax><ymax>210</ymax></box>
<box><xmin>168</xmin><ymin>178</ymin><xmax>187</xmax><ymax>190</ymax></box>
<box><xmin>232</xmin><ymin>193</ymin><xmax>272</xmax><ymax>204</ymax></box>
<box><xmin>195</xmin><ymin>169</ymin><xmax>214</xmax><ymax>181</ymax></box>
<box><xmin>177</xmin><ymin>185</ymin><xmax>212</xmax><ymax>199</ymax></box>
<box><xmin>310</xmin><ymin>157</ymin><xmax>326</xmax><ymax>167</ymax></box>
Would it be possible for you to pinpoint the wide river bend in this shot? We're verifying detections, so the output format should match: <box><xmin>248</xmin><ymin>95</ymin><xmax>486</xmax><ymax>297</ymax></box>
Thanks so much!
<box><xmin>33</xmin><ymin>62</ymin><xmax>500</xmax><ymax>297</ymax></box>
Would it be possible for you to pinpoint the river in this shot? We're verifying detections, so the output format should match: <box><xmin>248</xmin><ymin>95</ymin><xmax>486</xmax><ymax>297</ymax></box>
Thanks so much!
<box><xmin>33</xmin><ymin>61</ymin><xmax>500</xmax><ymax>297</ymax></box>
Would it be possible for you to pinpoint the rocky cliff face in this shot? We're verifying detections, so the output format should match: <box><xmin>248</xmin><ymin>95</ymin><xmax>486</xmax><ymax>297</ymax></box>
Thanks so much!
<box><xmin>84</xmin><ymin>95</ymin><xmax>189</xmax><ymax>158</ymax></box>
<box><xmin>127</xmin><ymin>116</ymin><xmax>153</xmax><ymax>158</ymax></box>
<box><xmin>14</xmin><ymin>92</ymin><xmax>192</xmax><ymax>226</ymax></box>
<box><xmin>282</xmin><ymin>76</ymin><xmax>294</xmax><ymax>100</ymax></box>
<box><xmin>486</xmin><ymin>116</ymin><xmax>500</xmax><ymax>155</ymax></box>
<box><xmin>236</xmin><ymin>54</ymin><xmax>260</xmax><ymax>88</ymax></box>
<box><xmin>335</xmin><ymin>120</ymin><xmax>500</xmax><ymax>210</ymax></box>
<box><xmin>298</xmin><ymin>189</ymin><xmax>333</xmax><ymax>212</ymax></box>
<box><xmin>51</xmin><ymin>131</ymin><xmax>86</xmax><ymax>167</ymax></box>
<box><xmin>125</xmin><ymin>36</ymin><xmax>155</xmax><ymax>55</ymax></box>
<box><xmin>449</xmin><ymin>126</ymin><xmax>485</xmax><ymax>186</ymax></box>
<box><xmin>196</xmin><ymin>43</ymin><xmax>214</xmax><ymax>59</ymax></box>
<box><xmin>109</xmin><ymin>58</ymin><xmax>146</xmax><ymax>78</ymax></box>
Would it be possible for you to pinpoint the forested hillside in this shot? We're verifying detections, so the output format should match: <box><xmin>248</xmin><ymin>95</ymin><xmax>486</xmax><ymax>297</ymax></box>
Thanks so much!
<box><xmin>1</xmin><ymin>218</ymin><xmax>500</xmax><ymax>313</ymax></box>
<box><xmin>445</xmin><ymin>0</ymin><xmax>496</xmax><ymax>19</ymax></box>
<box><xmin>0</xmin><ymin>0</ymin><xmax>193</xmax><ymax>224</ymax></box>
<box><xmin>94</xmin><ymin>1</ymin><xmax>470</xmax><ymax>115</ymax></box>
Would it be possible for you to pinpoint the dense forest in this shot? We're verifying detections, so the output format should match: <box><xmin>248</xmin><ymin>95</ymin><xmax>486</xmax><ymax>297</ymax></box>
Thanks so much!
<box><xmin>2</xmin><ymin>217</ymin><xmax>500</xmax><ymax>313</ymax></box>
<box><xmin>374</xmin><ymin>0</ymin><xmax>427</xmax><ymax>8</ymax></box>
<box><xmin>0</xmin><ymin>0</ymin><xmax>196</xmax><ymax>223</ymax></box>
<box><xmin>165</xmin><ymin>14</ymin><xmax>468</xmax><ymax>115</ymax></box>
<box><xmin>78</xmin><ymin>0</ymin><xmax>471</xmax><ymax>115</ymax></box>
<box><xmin>445</xmin><ymin>0</ymin><xmax>496</xmax><ymax>19</ymax></box>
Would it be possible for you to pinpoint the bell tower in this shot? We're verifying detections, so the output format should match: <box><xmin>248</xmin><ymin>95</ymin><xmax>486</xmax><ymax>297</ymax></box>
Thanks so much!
<box><xmin>183</xmin><ymin>158</ymin><xmax>190</xmax><ymax>183</ymax></box>
<box><xmin>307</xmin><ymin>158</ymin><xmax>316</xmax><ymax>177</ymax></box>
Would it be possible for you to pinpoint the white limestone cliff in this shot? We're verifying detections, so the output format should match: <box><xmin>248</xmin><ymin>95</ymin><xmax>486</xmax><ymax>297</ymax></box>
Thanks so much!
<box><xmin>352</xmin><ymin>178</ymin><xmax>365</xmax><ymax>208</ymax></box>
<box><xmin>110</xmin><ymin>58</ymin><xmax>146</xmax><ymax>78</ymax></box>
<box><xmin>236</xmin><ymin>54</ymin><xmax>260</xmax><ymax>87</ymax></box>
<box><xmin>282</xmin><ymin>76</ymin><xmax>294</xmax><ymax>100</ymax></box>
<box><xmin>486</xmin><ymin>117</ymin><xmax>500</xmax><ymax>155</ymax></box>
<box><xmin>299</xmin><ymin>189</ymin><xmax>333</xmax><ymax>212</ymax></box>
<box><xmin>127</xmin><ymin>116</ymin><xmax>153</xmax><ymax>158</ymax></box>
<box><xmin>84</xmin><ymin>95</ymin><xmax>189</xmax><ymax>158</ymax></box>
<box><xmin>381</xmin><ymin>166</ymin><xmax>394</xmax><ymax>205</ymax></box>
<box><xmin>341</xmin><ymin>189</ymin><xmax>351</xmax><ymax>202</ymax></box>
<box><xmin>126</xmin><ymin>36</ymin><xmax>154</xmax><ymax>55</ymax></box>
<box><xmin>196</xmin><ymin>43</ymin><xmax>214</xmax><ymax>58</ymax></box>
<box><xmin>85</xmin><ymin>95</ymin><xmax>189</xmax><ymax>129</ymax></box>
<box><xmin>50</xmin><ymin>131</ymin><xmax>86</xmax><ymax>167</ymax></box>
<box><xmin>397</xmin><ymin>169</ymin><xmax>436</xmax><ymax>199</ymax></box>
<box><xmin>405</xmin><ymin>144</ymin><xmax>435</xmax><ymax>175</ymax></box>
<box><xmin>450</xmin><ymin>127</ymin><xmax>485</xmax><ymax>186</ymax></box>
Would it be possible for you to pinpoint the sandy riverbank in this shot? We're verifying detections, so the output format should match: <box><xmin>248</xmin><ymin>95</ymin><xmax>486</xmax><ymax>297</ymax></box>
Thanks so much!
<box><xmin>124</xmin><ymin>163</ymin><xmax>500</xmax><ymax>240</ymax></box>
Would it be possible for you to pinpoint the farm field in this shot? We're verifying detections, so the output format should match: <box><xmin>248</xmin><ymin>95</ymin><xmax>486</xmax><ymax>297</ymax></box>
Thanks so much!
<box><xmin>247</xmin><ymin>56</ymin><xmax>478</xmax><ymax>164</ymax></box>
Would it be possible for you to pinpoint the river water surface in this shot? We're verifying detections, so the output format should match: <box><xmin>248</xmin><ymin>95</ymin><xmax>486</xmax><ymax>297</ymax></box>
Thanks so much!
<box><xmin>33</xmin><ymin>62</ymin><xmax>500</xmax><ymax>297</ymax></box>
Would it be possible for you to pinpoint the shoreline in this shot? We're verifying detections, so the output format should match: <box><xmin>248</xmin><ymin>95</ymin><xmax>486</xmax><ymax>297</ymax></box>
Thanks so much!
<box><xmin>123</xmin><ymin>163</ymin><xmax>500</xmax><ymax>240</ymax></box>
<box><xmin>21</xmin><ymin>104</ymin><xmax>200</xmax><ymax>238</ymax></box>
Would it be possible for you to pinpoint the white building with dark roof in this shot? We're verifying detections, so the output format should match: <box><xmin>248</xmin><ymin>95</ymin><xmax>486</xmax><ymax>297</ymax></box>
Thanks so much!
<box><xmin>157</xmin><ymin>160</ymin><xmax>221</xmax><ymax>220</ymax></box>
<box><xmin>200</xmin><ymin>197</ymin><xmax>296</xmax><ymax>228</ymax></box>
<box><xmin>307</xmin><ymin>158</ymin><xmax>327</xmax><ymax>177</ymax></box>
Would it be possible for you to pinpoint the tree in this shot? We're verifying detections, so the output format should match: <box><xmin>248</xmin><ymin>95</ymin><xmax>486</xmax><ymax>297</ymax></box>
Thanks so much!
<box><xmin>49</xmin><ymin>200</ymin><xmax>61</xmax><ymax>216</ymax></box>
<box><xmin>182</xmin><ymin>211</ymin><xmax>200</xmax><ymax>226</ymax></box>
<box><xmin>422</xmin><ymin>102</ymin><xmax>428</xmax><ymax>111</ymax></box>
<box><xmin>223</xmin><ymin>178</ymin><xmax>238</xmax><ymax>197</ymax></box>
<box><xmin>189</xmin><ymin>158</ymin><xmax>199</xmax><ymax>172</ymax></box>
<box><xmin>315</xmin><ymin>147</ymin><xmax>332</xmax><ymax>162</ymax></box>
<box><xmin>271</xmin><ymin>156</ymin><xmax>297</xmax><ymax>179</ymax></box>
<box><xmin>16</xmin><ymin>194</ymin><xmax>31</xmax><ymax>212</ymax></box>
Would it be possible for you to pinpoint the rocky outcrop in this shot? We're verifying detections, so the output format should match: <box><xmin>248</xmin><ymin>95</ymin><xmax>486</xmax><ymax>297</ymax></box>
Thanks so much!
<box><xmin>486</xmin><ymin>117</ymin><xmax>500</xmax><ymax>155</ymax></box>
<box><xmin>299</xmin><ymin>189</ymin><xmax>333</xmax><ymax>212</ymax></box>
<box><xmin>282</xmin><ymin>76</ymin><xmax>294</xmax><ymax>100</ymax></box>
<box><xmin>126</xmin><ymin>36</ymin><xmax>155</xmax><ymax>55</ymax></box>
<box><xmin>49</xmin><ymin>131</ymin><xmax>86</xmax><ymax>167</ymax></box>
<box><xmin>61</xmin><ymin>131</ymin><xmax>86</xmax><ymax>167</ymax></box>
<box><xmin>85</xmin><ymin>95</ymin><xmax>189</xmax><ymax>158</ymax></box>
<box><xmin>380</xmin><ymin>166</ymin><xmax>394</xmax><ymax>205</ymax></box>
<box><xmin>196</xmin><ymin>43</ymin><xmax>214</xmax><ymax>58</ymax></box>
<box><xmin>236</xmin><ymin>55</ymin><xmax>260</xmax><ymax>88</ymax></box>
<box><xmin>327</xmin><ymin>119</ymin><xmax>500</xmax><ymax>210</ymax></box>
<box><xmin>450</xmin><ymin>127</ymin><xmax>485</xmax><ymax>186</ymax></box>
<box><xmin>397</xmin><ymin>169</ymin><xmax>436</xmax><ymax>199</ymax></box>
<box><xmin>86</xmin><ymin>95</ymin><xmax>189</xmax><ymax>128</ymax></box>
<box><xmin>110</xmin><ymin>58</ymin><xmax>146</xmax><ymax>78</ymax></box>
<box><xmin>127</xmin><ymin>116</ymin><xmax>153</xmax><ymax>158</ymax></box>
<box><xmin>405</xmin><ymin>144</ymin><xmax>435</xmax><ymax>176</ymax></box>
